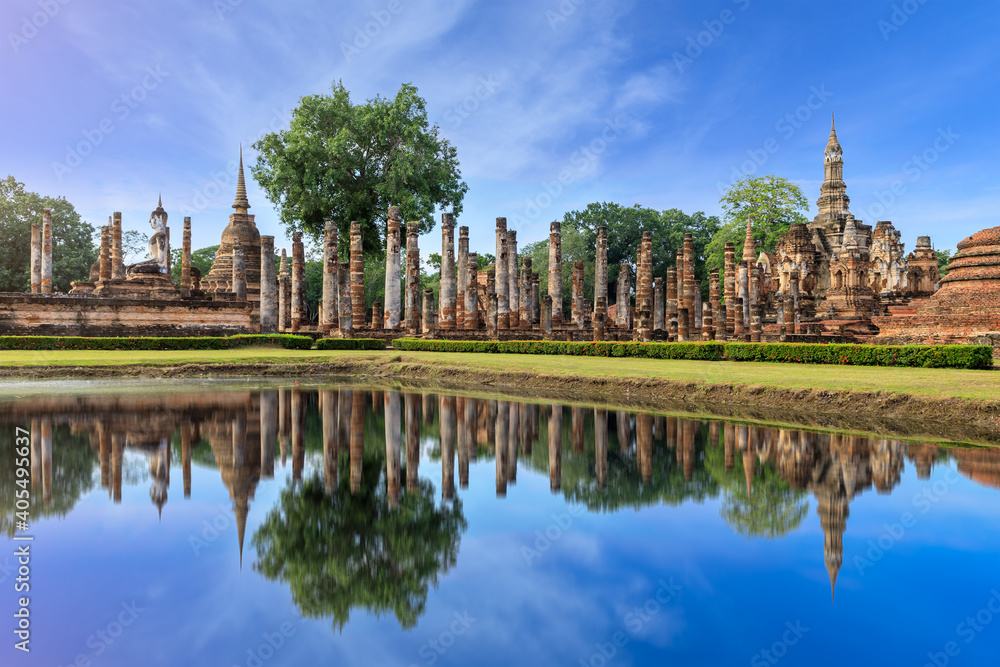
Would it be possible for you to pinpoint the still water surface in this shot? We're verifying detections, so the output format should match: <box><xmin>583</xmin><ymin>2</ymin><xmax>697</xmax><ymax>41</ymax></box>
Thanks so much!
<box><xmin>1</xmin><ymin>383</ymin><xmax>999</xmax><ymax>666</ymax></box>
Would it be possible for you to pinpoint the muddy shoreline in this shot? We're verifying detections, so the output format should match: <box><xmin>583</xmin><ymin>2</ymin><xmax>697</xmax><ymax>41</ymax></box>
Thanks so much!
<box><xmin>2</xmin><ymin>356</ymin><xmax>998</xmax><ymax>446</ymax></box>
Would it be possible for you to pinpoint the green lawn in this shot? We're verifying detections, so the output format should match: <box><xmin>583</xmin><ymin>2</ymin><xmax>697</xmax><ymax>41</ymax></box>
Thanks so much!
<box><xmin>1</xmin><ymin>347</ymin><xmax>998</xmax><ymax>402</ymax></box>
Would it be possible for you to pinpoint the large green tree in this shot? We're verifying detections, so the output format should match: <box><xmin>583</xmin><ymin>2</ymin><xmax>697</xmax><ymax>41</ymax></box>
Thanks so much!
<box><xmin>252</xmin><ymin>81</ymin><xmax>468</xmax><ymax>257</ymax></box>
<box><xmin>0</xmin><ymin>176</ymin><xmax>97</xmax><ymax>292</ymax></box>
<box><xmin>705</xmin><ymin>175</ymin><xmax>809</xmax><ymax>279</ymax></box>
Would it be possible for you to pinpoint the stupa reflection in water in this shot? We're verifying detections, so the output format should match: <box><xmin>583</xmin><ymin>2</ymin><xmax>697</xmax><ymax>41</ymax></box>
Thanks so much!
<box><xmin>4</xmin><ymin>387</ymin><xmax>1000</xmax><ymax>623</ymax></box>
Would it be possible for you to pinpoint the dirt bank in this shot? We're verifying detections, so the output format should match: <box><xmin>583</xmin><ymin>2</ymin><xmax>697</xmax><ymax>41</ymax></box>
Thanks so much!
<box><xmin>1</xmin><ymin>355</ymin><xmax>997</xmax><ymax>445</ymax></box>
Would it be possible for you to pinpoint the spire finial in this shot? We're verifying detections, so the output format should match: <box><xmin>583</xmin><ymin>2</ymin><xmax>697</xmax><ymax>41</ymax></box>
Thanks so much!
<box><xmin>233</xmin><ymin>144</ymin><xmax>251</xmax><ymax>213</ymax></box>
<box><xmin>158</xmin><ymin>192</ymin><xmax>163</xmax><ymax>208</ymax></box>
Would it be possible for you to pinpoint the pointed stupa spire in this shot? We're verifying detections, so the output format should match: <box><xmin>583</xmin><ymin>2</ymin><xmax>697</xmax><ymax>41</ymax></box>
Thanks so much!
<box><xmin>233</xmin><ymin>145</ymin><xmax>251</xmax><ymax>213</ymax></box>
<box><xmin>826</xmin><ymin>112</ymin><xmax>841</xmax><ymax>152</ymax></box>
<box><xmin>235</xmin><ymin>500</ymin><xmax>248</xmax><ymax>571</ymax></box>
<box><xmin>827</xmin><ymin>559</ymin><xmax>839</xmax><ymax>603</ymax></box>
<box><xmin>742</xmin><ymin>216</ymin><xmax>756</xmax><ymax>264</ymax></box>
<box><xmin>158</xmin><ymin>192</ymin><xmax>163</xmax><ymax>208</ymax></box>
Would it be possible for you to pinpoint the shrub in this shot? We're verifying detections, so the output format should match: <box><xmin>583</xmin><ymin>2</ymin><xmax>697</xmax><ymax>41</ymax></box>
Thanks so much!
<box><xmin>391</xmin><ymin>338</ymin><xmax>726</xmax><ymax>360</ymax></box>
<box><xmin>315</xmin><ymin>338</ymin><xmax>386</xmax><ymax>351</ymax></box>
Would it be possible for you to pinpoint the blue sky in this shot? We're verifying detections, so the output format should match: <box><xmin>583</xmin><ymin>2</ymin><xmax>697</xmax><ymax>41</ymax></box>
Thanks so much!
<box><xmin>2</xmin><ymin>0</ymin><xmax>997</xmax><ymax>260</ymax></box>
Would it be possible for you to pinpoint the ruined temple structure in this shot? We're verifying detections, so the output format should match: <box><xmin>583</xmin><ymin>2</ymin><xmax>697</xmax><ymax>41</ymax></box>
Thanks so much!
<box><xmin>749</xmin><ymin>116</ymin><xmax>941</xmax><ymax>338</ymax></box>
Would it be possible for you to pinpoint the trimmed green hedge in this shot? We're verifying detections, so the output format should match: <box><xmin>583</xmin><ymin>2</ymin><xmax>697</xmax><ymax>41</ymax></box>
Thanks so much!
<box><xmin>315</xmin><ymin>338</ymin><xmax>386</xmax><ymax>351</ymax></box>
<box><xmin>391</xmin><ymin>338</ymin><xmax>994</xmax><ymax>370</ymax></box>
<box><xmin>0</xmin><ymin>334</ymin><xmax>314</xmax><ymax>351</ymax></box>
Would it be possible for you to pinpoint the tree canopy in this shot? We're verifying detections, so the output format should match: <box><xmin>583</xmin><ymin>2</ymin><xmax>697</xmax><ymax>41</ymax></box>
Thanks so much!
<box><xmin>252</xmin><ymin>81</ymin><xmax>468</xmax><ymax>257</ymax></box>
<box><xmin>705</xmin><ymin>175</ymin><xmax>809</xmax><ymax>278</ymax></box>
<box><xmin>0</xmin><ymin>176</ymin><xmax>96</xmax><ymax>292</ymax></box>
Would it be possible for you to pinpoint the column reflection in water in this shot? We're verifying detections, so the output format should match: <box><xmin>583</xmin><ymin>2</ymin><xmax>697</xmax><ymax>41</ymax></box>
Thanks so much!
<box><xmin>260</xmin><ymin>392</ymin><xmax>277</xmax><ymax>481</ymax></box>
<box><xmin>385</xmin><ymin>391</ymin><xmax>401</xmax><ymax>509</ymax></box>
<box><xmin>519</xmin><ymin>400</ymin><xmax>530</xmax><ymax>458</ymax></box>
<box><xmin>439</xmin><ymin>395</ymin><xmax>455</xmax><ymax>501</ymax></box>
<box><xmin>724</xmin><ymin>422</ymin><xmax>735</xmax><ymax>471</ymax></box>
<box><xmin>594</xmin><ymin>408</ymin><xmax>608</xmax><ymax>489</ymax></box>
<box><xmin>112</xmin><ymin>433</ymin><xmax>123</xmax><ymax>503</ymax></box>
<box><xmin>321</xmin><ymin>390</ymin><xmax>338</xmax><ymax>494</ymax></box>
<box><xmin>41</xmin><ymin>418</ymin><xmax>52</xmax><ymax>505</ymax></box>
<box><xmin>350</xmin><ymin>391</ymin><xmax>364</xmax><ymax>495</ymax></box>
<box><xmin>507</xmin><ymin>401</ymin><xmax>518</xmax><ymax>485</ymax></box>
<box><xmin>617</xmin><ymin>410</ymin><xmax>630</xmax><ymax>453</ymax></box>
<box><xmin>182</xmin><ymin>422</ymin><xmax>194</xmax><ymax>497</ymax></box>
<box><xmin>405</xmin><ymin>393</ymin><xmax>420</xmax><ymax>493</ymax></box>
<box><xmin>495</xmin><ymin>400</ymin><xmax>507</xmax><ymax>498</ymax></box>
<box><xmin>637</xmin><ymin>413</ymin><xmax>653</xmax><ymax>483</ymax></box>
<box><xmin>98</xmin><ymin>422</ymin><xmax>110</xmax><ymax>494</ymax></box>
<box><xmin>548</xmin><ymin>404</ymin><xmax>561</xmax><ymax>492</ymax></box>
<box><xmin>572</xmin><ymin>406</ymin><xmax>585</xmax><ymax>455</ymax></box>
<box><xmin>682</xmin><ymin>419</ymin><xmax>697</xmax><ymax>482</ymax></box>
<box><xmin>457</xmin><ymin>397</ymin><xmax>470</xmax><ymax>490</ymax></box>
<box><xmin>278</xmin><ymin>388</ymin><xmax>290</xmax><ymax>466</ymax></box>
<box><xmin>291</xmin><ymin>391</ymin><xmax>305</xmax><ymax>483</ymax></box>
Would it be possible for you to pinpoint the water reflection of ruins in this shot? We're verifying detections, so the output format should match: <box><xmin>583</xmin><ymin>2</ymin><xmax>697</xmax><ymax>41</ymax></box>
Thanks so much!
<box><xmin>5</xmin><ymin>389</ymin><xmax>1000</xmax><ymax>602</ymax></box>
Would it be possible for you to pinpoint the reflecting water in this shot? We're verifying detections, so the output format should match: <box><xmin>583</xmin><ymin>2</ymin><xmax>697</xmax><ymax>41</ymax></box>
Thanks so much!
<box><xmin>1</xmin><ymin>386</ymin><xmax>999</xmax><ymax>666</ymax></box>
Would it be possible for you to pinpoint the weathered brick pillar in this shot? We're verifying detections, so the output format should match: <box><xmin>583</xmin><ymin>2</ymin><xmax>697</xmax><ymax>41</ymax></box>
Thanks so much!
<box><xmin>668</xmin><ymin>311</ymin><xmax>677</xmax><ymax>341</ymax></box>
<box><xmin>99</xmin><ymin>225</ymin><xmax>111</xmax><ymax>282</ymax></box>
<box><xmin>666</xmin><ymin>266</ymin><xmax>677</xmax><ymax>326</ymax></box>
<box><xmin>323</xmin><ymin>221</ymin><xmax>340</xmax><ymax>334</ymax></box>
<box><xmin>496</xmin><ymin>231</ymin><xmax>509</xmax><ymax>329</ymax></box>
<box><xmin>653</xmin><ymin>277</ymin><xmax>664</xmax><ymax>332</ymax></box>
<box><xmin>709</xmin><ymin>267</ymin><xmax>720</xmax><ymax>328</ymax></box>
<box><xmin>595</xmin><ymin>225</ymin><xmax>608</xmax><ymax>315</ymax></box>
<box><xmin>291</xmin><ymin>232</ymin><xmax>304</xmax><ymax>331</ymax></box>
<box><xmin>750</xmin><ymin>304</ymin><xmax>762</xmax><ymax>342</ymax></box>
<box><xmin>694</xmin><ymin>286</ymin><xmax>703</xmax><ymax>330</ymax></box>
<box><xmin>486</xmin><ymin>292</ymin><xmax>498</xmax><ymax>338</ymax></box>
<box><xmin>181</xmin><ymin>217</ymin><xmax>192</xmax><ymax>292</ymax></box>
<box><xmin>724</xmin><ymin>242</ymin><xmax>736</xmax><ymax>331</ymax></box>
<box><xmin>278</xmin><ymin>250</ymin><xmax>290</xmax><ymax>332</ymax></box>
<box><xmin>383</xmin><ymin>209</ymin><xmax>401</xmax><ymax>330</ymax></box>
<box><xmin>465</xmin><ymin>253</ymin><xmax>478</xmax><ymax>330</ymax></box>
<box><xmin>716</xmin><ymin>304</ymin><xmax>728</xmax><ymax>342</ymax></box>
<box><xmin>422</xmin><ymin>289</ymin><xmax>435</xmax><ymax>339</ymax></box>
<box><xmin>702</xmin><ymin>302</ymin><xmax>714</xmax><ymax>341</ymax></box>
<box><xmin>439</xmin><ymin>213</ymin><xmax>456</xmax><ymax>330</ymax></box>
<box><xmin>30</xmin><ymin>223</ymin><xmax>41</xmax><ymax>293</ymax></box>
<box><xmin>260</xmin><ymin>236</ymin><xmax>277</xmax><ymax>333</ymax></box>
<box><xmin>112</xmin><ymin>211</ymin><xmax>124</xmax><ymax>280</ymax></box>
<box><xmin>531</xmin><ymin>273</ymin><xmax>540</xmax><ymax>326</ymax></box>
<box><xmin>789</xmin><ymin>270</ymin><xmax>800</xmax><ymax>334</ymax></box>
<box><xmin>572</xmin><ymin>260</ymin><xmax>585</xmax><ymax>329</ymax></box>
<box><xmin>677</xmin><ymin>307</ymin><xmax>689</xmax><ymax>342</ymax></box>
<box><xmin>41</xmin><ymin>209</ymin><xmax>52</xmax><ymax>293</ymax></box>
<box><xmin>541</xmin><ymin>295</ymin><xmax>553</xmax><ymax>336</ymax></box>
<box><xmin>616</xmin><ymin>262</ymin><xmax>630</xmax><ymax>328</ymax></box>
<box><xmin>520</xmin><ymin>257</ymin><xmax>532</xmax><ymax>329</ymax></box>
<box><xmin>683</xmin><ymin>232</ymin><xmax>697</xmax><ymax>336</ymax></box>
<box><xmin>338</xmin><ymin>261</ymin><xmax>353</xmax><ymax>333</ymax></box>
<box><xmin>370</xmin><ymin>302</ymin><xmax>383</xmax><ymax>330</ymax></box>
<box><xmin>676</xmin><ymin>246</ymin><xmax>685</xmax><ymax>324</ymax></box>
<box><xmin>750</xmin><ymin>265</ymin><xmax>761</xmax><ymax>315</ymax></box>
<box><xmin>350</xmin><ymin>221</ymin><xmax>365</xmax><ymax>329</ymax></box>
<box><xmin>638</xmin><ymin>232</ymin><xmax>653</xmax><ymax>313</ymax></box>
<box><xmin>594</xmin><ymin>296</ymin><xmax>607</xmax><ymax>341</ymax></box>
<box><xmin>405</xmin><ymin>222</ymin><xmax>420</xmax><ymax>335</ymax></box>
<box><xmin>548</xmin><ymin>222</ymin><xmax>563</xmax><ymax>326</ymax></box>
<box><xmin>738</xmin><ymin>260</ymin><xmax>750</xmax><ymax>329</ymax></box>
<box><xmin>780</xmin><ymin>294</ymin><xmax>792</xmax><ymax>333</ymax></box>
<box><xmin>232</xmin><ymin>240</ymin><xmax>246</xmax><ymax>300</ymax></box>
<box><xmin>457</xmin><ymin>226</ymin><xmax>469</xmax><ymax>328</ymax></box>
<box><xmin>507</xmin><ymin>229</ymin><xmax>519</xmax><ymax>326</ymax></box>
<box><xmin>734</xmin><ymin>296</ymin><xmax>745</xmax><ymax>338</ymax></box>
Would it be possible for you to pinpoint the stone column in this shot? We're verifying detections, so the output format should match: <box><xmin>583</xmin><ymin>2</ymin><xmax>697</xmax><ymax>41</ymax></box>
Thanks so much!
<box><xmin>439</xmin><ymin>213</ymin><xmax>456</xmax><ymax>330</ymax></box>
<box><xmin>323</xmin><ymin>221</ymin><xmax>340</xmax><ymax>334</ymax></box>
<box><xmin>716</xmin><ymin>304</ymin><xmax>728</xmax><ymax>342</ymax></box>
<box><xmin>683</xmin><ymin>232</ymin><xmax>697</xmax><ymax>336</ymax></box>
<box><xmin>507</xmin><ymin>229</ymin><xmax>518</xmax><ymax>327</ymax></box>
<box><xmin>278</xmin><ymin>250</ymin><xmax>290</xmax><ymax>332</ymax></box>
<box><xmin>181</xmin><ymin>217</ymin><xmax>192</xmax><ymax>292</ymax></box>
<box><xmin>260</xmin><ymin>236</ymin><xmax>277</xmax><ymax>333</ymax></box>
<box><xmin>541</xmin><ymin>294</ymin><xmax>552</xmax><ymax>336</ymax></box>
<box><xmin>232</xmin><ymin>240</ymin><xmax>246</xmax><ymax>300</ymax></box>
<box><xmin>548</xmin><ymin>222</ymin><xmax>563</xmax><ymax>326</ymax></box>
<box><xmin>734</xmin><ymin>297</ymin><xmax>745</xmax><ymax>338</ymax></box>
<box><xmin>676</xmin><ymin>247</ymin><xmax>685</xmax><ymax>324</ymax></box>
<box><xmin>616</xmin><ymin>262</ymin><xmax>630</xmax><ymax>328</ymax></box>
<box><xmin>653</xmin><ymin>277</ymin><xmax>664</xmax><ymax>332</ymax></box>
<box><xmin>383</xmin><ymin>210</ymin><xmax>402</xmax><ymax>330</ymax></box>
<box><xmin>709</xmin><ymin>267</ymin><xmax>721</xmax><ymax>334</ymax></box>
<box><xmin>782</xmin><ymin>295</ymin><xmax>793</xmax><ymax>336</ymax></box>
<box><xmin>595</xmin><ymin>225</ymin><xmax>608</xmax><ymax>315</ymax></box>
<box><xmin>520</xmin><ymin>257</ymin><xmax>532</xmax><ymax>329</ymax></box>
<box><xmin>99</xmin><ymin>225</ymin><xmax>111</xmax><ymax>282</ymax></box>
<box><xmin>677</xmin><ymin>307</ymin><xmax>688</xmax><ymax>342</ymax></box>
<box><xmin>486</xmin><ymin>291</ymin><xmax>498</xmax><ymax>338</ymax></box>
<box><xmin>291</xmin><ymin>232</ymin><xmax>304</xmax><ymax>331</ymax></box>
<box><xmin>666</xmin><ymin>266</ymin><xmax>677</xmax><ymax>328</ymax></box>
<box><xmin>422</xmin><ymin>289</ymin><xmax>435</xmax><ymax>338</ymax></box>
<box><xmin>571</xmin><ymin>260</ymin><xmax>585</xmax><ymax>329</ymax></box>
<box><xmin>30</xmin><ymin>223</ymin><xmax>41</xmax><ymax>293</ymax></box>
<box><xmin>594</xmin><ymin>296</ymin><xmax>607</xmax><ymax>341</ymax></box>
<box><xmin>750</xmin><ymin>304</ymin><xmax>762</xmax><ymax>342</ymax></box>
<box><xmin>738</xmin><ymin>260</ymin><xmax>750</xmax><ymax>329</ymax></box>
<box><xmin>496</xmin><ymin>231</ymin><xmax>509</xmax><ymax>330</ymax></box>
<box><xmin>789</xmin><ymin>270</ymin><xmax>800</xmax><ymax>334</ymax></box>
<box><xmin>724</xmin><ymin>242</ymin><xmax>736</xmax><ymax>328</ymax></box>
<box><xmin>694</xmin><ymin>288</ymin><xmax>703</xmax><ymax>330</ymax></box>
<box><xmin>41</xmin><ymin>209</ymin><xmax>52</xmax><ymax>293</ymax></box>
<box><xmin>112</xmin><ymin>211</ymin><xmax>124</xmax><ymax>280</ymax></box>
<box><xmin>405</xmin><ymin>222</ymin><xmax>420</xmax><ymax>335</ymax></box>
<box><xmin>702</xmin><ymin>302</ymin><xmax>713</xmax><ymax>341</ymax></box>
<box><xmin>338</xmin><ymin>261</ymin><xmax>353</xmax><ymax>333</ymax></box>
<box><xmin>457</xmin><ymin>226</ymin><xmax>469</xmax><ymax>329</ymax></box>
<box><xmin>350</xmin><ymin>221</ymin><xmax>365</xmax><ymax>329</ymax></box>
<box><xmin>465</xmin><ymin>253</ymin><xmax>478</xmax><ymax>330</ymax></box>
<box><xmin>531</xmin><ymin>273</ymin><xmax>540</xmax><ymax>326</ymax></box>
